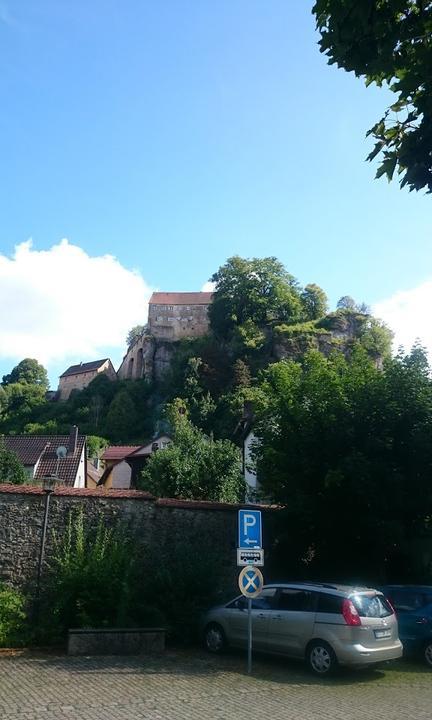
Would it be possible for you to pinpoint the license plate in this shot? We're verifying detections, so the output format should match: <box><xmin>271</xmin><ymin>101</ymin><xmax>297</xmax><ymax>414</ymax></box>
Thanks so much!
<box><xmin>374</xmin><ymin>629</ymin><xmax>391</xmax><ymax>639</ymax></box>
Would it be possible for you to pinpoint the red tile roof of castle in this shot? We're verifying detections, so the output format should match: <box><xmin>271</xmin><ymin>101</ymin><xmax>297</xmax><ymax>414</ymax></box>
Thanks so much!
<box><xmin>149</xmin><ymin>292</ymin><xmax>213</xmax><ymax>306</ymax></box>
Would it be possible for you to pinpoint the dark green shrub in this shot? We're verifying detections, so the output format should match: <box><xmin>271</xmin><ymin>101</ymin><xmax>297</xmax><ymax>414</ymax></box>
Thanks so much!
<box><xmin>0</xmin><ymin>584</ymin><xmax>27</xmax><ymax>647</ymax></box>
<box><xmin>40</xmin><ymin>509</ymin><xmax>137</xmax><ymax>639</ymax></box>
<box><xmin>142</xmin><ymin>539</ymin><xmax>227</xmax><ymax>643</ymax></box>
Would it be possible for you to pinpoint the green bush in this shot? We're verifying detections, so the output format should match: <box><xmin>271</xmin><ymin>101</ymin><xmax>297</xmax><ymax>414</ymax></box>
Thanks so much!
<box><xmin>142</xmin><ymin>539</ymin><xmax>227</xmax><ymax>643</ymax></box>
<box><xmin>38</xmin><ymin>509</ymin><xmax>231</xmax><ymax>645</ymax></box>
<box><xmin>39</xmin><ymin>509</ymin><xmax>137</xmax><ymax>639</ymax></box>
<box><xmin>0</xmin><ymin>584</ymin><xmax>27</xmax><ymax>647</ymax></box>
<box><xmin>274</xmin><ymin>321</ymin><xmax>331</xmax><ymax>337</ymax></box>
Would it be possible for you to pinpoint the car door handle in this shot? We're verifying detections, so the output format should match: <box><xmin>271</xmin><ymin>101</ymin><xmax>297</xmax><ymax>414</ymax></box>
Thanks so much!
<box><xmin>271</xmin><ymin>615</ymin><xmax>282</xmax><ymax>620</ymax></box>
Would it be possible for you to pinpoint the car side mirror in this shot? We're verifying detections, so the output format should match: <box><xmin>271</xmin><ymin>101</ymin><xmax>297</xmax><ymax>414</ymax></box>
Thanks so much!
<box><xmin>235</xmin><ymin>599</ymin><xmax>246</xmax><ymax>611</ymax></box>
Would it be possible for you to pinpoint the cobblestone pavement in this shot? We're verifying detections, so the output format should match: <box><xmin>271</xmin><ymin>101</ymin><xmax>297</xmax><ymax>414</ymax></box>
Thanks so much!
<box><xmin>0</xmin><ymin>648</ymin><xmax>431</xmax><ymax>720</ymax></box>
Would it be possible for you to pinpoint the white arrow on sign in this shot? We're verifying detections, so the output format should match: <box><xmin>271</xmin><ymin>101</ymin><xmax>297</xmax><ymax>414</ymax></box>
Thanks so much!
<box><xmin>244</xmin><ymin>538</ymin><xmax>258</xmax><ymax>545</ymax></box>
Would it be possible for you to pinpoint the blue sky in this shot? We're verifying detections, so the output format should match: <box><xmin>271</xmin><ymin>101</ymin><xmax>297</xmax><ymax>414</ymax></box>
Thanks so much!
<box><xmin>0</xmin><ymin>1</ymin><xmax>431</xmax><ymax>387</ymax></box>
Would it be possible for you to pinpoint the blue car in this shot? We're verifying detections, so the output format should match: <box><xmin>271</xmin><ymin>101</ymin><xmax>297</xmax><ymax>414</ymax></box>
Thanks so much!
<box><xmin>381</xmin><ymin>585</ymin><xmax>432</xmax><ymax>667</ymax></box>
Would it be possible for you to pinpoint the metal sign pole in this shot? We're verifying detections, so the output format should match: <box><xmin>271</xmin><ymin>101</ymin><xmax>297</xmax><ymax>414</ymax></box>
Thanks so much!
<box><xmin>247</xmin><ymin>598</ymin><xmax>252</xmax><ymax>674</ymax></box>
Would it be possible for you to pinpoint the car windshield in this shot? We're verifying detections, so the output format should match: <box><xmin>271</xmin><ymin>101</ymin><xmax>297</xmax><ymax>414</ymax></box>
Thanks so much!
<box><xmin>351</xmin><ymin>592</ymin><xmax>393</xmax><ymax>618</ymax></box>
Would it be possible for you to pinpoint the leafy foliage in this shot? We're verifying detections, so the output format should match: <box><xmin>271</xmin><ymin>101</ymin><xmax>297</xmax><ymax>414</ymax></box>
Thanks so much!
<box><xmin>313</xmin><ymin>0</ymin><xmax>432</xmax><ymax>192</ymax></box>
<box><xmin>0</xmin><ymin>584</ymin><xmax>27</xmax><ymax>647</ymax></box>
<box><xmin>126</xmin><ymin>325</ymin><xmax>146</xmax><ymax>347</ymax></box>
<box><xmin>38</xmin><ymin>509</ymin><xmax>227</xmax><ymax>644</ymax></box>
<box><xmin>209</xmin><ymin>256</ymin><xmax>303</xmax><ymax>339</ymax></box>
<box><xmin>255</xmin><ymin>346</ymin><xmax>432</xmax><ymax>580</ymax></box>
<box><xmin>301</xmin><ymin>283</ymin><xmax>328</xmax><ymax>320</ymax></box>
<box><xmin>0</xmin><ymin>440</ymin><xmax>27</xmax><ymax>484</ymax></box>
<box><xmin>86</xmin><ymin>435</ymin><xmax>109</xmax><ymax>460</ymax></box>
<box><xmin>42</xmin><ymin>509</ymin><xmax>136</xmax><ymax>637</ymax></box>
<box><xmin>139</xmin><ymin>401</ymin><xmax>245</xmax><ymax>501</ymax></box>
<box><xmin>105</xmin><ymin>390</ymin><xmax>138</xmax><ymax>442</ymax></box>
<box><xmin>2</xmin><ymin>358</ymin><xmax>49</xmax><ymax>389</ymax></box>
<box><xmin>142</xmin><ymin>539</ymin><xmax>227</xmax><ymax>642</ymax></box>
<box><xmin>337</xmin><ymin>295</ymin><xmax>357</xmax><ymax>311</ymax></box>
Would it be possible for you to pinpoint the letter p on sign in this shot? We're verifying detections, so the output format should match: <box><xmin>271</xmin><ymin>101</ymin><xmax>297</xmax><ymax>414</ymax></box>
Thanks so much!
<box><xmin>238</xmin><ymin>509</ymin><xmax>262</xmax><ymax>549</ymax></box>
<box><xmin>244</xmin><ymin>514</ymin><xmax>256</xmax><ymax>531</ymax></box>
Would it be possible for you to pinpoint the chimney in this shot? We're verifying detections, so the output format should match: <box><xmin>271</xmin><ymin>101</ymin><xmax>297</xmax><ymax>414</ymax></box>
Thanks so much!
<box><xmin>68</xmin><ymin>425</ymin><xmax>78</xmax><ymax>455</ymax></box>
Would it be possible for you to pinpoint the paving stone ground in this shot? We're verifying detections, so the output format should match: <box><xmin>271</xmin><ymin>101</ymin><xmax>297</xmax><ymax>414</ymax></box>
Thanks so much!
<box><xmin>0</xmin><ymin>647</ymin><xmax>431</xmax><ymax>720</ymax></box>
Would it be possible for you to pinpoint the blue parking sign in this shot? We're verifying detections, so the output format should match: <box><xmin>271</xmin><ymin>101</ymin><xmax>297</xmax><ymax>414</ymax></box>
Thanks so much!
<box><xmin>238</xmin><ymin>509</ymin><xmax>262</xmax><ymax>549</ymax></box>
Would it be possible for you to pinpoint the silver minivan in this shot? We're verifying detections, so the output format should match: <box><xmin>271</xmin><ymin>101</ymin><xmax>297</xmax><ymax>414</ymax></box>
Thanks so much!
<box><xmin>203</xmin><ymin>582</ymin><xmax>402</xmax><ymax>675</ymax></box>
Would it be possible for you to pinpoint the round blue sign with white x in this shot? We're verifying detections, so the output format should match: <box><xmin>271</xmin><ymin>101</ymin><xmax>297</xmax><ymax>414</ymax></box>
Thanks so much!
<box><xmin>238</xmin><ymin>566</ymin><xmax>264</xmax><ymax>598</ymax></box>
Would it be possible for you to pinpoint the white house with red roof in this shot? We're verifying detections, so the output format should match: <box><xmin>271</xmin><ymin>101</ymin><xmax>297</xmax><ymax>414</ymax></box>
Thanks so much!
<box><xmin>3</xmin><ymin>426</ymin><xmax>86</xmax><ymax>488</ymax></box>
<box><xmin>99</xmin><ymin>434</ymin><xmax>172</xmax><ymax>489</ymax></box>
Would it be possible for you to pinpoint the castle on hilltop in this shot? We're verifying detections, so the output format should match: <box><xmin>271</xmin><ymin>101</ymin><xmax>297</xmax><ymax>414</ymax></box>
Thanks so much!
<box><xmin>57</xmin><ymin>291</ymin><xmax>213</xmax><ymax>396</ymax></box>
<box><xmin>147</xmin><ymin>291</ymin><xmax>213</xmax><ymax>341</ymax></box>
<box><xmin>117</xmin><ymin>291</ymin><xmax>213</xmax><ymax>381</ymax></box>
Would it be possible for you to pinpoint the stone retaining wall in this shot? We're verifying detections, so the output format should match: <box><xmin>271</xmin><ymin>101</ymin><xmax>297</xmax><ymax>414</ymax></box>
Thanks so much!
<box><xmin>0</xmin><ymin>485</ymin><xmax>276</xmax><ymax>595</ymax></box>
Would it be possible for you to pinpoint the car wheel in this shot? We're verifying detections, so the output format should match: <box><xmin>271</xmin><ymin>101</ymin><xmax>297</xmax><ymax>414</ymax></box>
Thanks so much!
<box><xmin>307</xmin><ymin>641</ymin><xmax>338</xmax><ymax>676</ymax></box>
<box><xmin>423</xmin><ymin>640</ymin><xmax>432</xmax><ymax>667</ymax></box>
<box><xmin>204</xmin><ymin>623</ymin><xmax>226</xmax><ymax>654</ymax></box>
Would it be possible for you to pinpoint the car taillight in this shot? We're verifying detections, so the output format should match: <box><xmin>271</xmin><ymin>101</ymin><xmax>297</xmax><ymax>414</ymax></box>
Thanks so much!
<box><xmin>342</xmin><ymin>598</ymin><xmax>361</xmax><ymax>626</ymax></box>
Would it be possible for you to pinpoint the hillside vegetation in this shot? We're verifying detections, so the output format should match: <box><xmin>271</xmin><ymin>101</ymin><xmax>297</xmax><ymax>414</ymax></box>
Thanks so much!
<box><xmin>0</xmin><ymin>256</ymin><xmax>392</xmax><ymax>446</ymax></box>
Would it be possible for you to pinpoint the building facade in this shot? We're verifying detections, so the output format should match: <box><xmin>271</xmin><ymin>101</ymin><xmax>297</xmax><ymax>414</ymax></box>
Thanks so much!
<box><xmin>148</xmin><ymin>291</ymin><xmax>213</xmax><ymax>341</ymax></box>
<box><xmin>58</xmin><ymin>359</ymin><xmax>117</xmax><ymax>400</ymax></box>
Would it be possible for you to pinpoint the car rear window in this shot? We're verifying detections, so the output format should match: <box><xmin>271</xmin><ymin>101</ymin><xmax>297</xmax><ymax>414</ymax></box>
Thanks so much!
<box><xmin>317</xmin><ymin>593</ymin><xmax>343</xmax><ymax>614</ymax></box>
<box><xmin>351</xmin><ymin>593</ymin><xmax>393</xmax><ymax>618</ymax></box>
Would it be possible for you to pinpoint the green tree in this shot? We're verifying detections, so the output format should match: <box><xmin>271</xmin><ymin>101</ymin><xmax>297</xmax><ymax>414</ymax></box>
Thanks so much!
<box><xmin>255</xmin><ymin>347</ymin><xmax>432</xmax><ymax>580</ymax></box>
<box><xmin>209</xmin><ymin>256</ymin><xmax>303</xmax><ymax>340</ymax></box>
<box><xmin>233</xmin><ymin>359</ymin><xmax>252</xmax><ymax>388</ymax></box>
<box><xmin>336</xmin><ymin>295</ymin><xmax>357</xmax><ymax>311</ymax></box>
<box><xmin>105</xmin><ymin>390</ymin><xmax>138</xmax><ymax>442</ymax></box>
<box><xmin>139</xmin><ymin>401</ymin><xmax>245</xmax><ymax>502</ymax></box>
<box><xmin>301</xmin><ymin>283</ymin><xmax>328</xmax><ymax>320</ymax></box>
<box><xmin>86</xmin><ymin>435</ymin><xmax>109</xmax><ymax>460</ymax></box>
<box><xmin>126</xmin><ymin>325</ymin><xmax>146</xmax><ymax>347</ymax></box>
<box><xmin>2</xmin><ymin>358</ymin><xmax>49</xmax><ymax>390</ymax></box>
<box><xmin>358</xmin><ymin>317</ymin><xmax>393</xmax><ymax>360</ymax></box>
<box><xmin>0</xmin><ymin>440</ymin><xmax>27</xmax><ymax>484</ymax></box>
<box><xmin>0</xmin><ymin>383</ymin><xmax>47</xmax><ymax>434</ymax></box>
<box><xmin>313</xmin><ymin>0</ymin><xmax>432</xmax><ymax>192</ymax></box>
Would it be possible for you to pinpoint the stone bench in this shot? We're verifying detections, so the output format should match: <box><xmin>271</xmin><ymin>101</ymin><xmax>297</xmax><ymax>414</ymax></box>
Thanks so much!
<box><xmin>67</xmin><ymin>628</ymin><xmax>166</xmax><ymax>656</ymax></box>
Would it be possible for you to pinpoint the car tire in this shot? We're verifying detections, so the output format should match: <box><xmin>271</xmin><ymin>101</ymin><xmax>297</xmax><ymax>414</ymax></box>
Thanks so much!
<box><xmin>307</xmin><ymin>640</ymin><xmax>338</xmax><ymax>676</ymax></box>
<box><xmin>423</xmin><ymin>640</ymin><xmax>432</xmax><ymax>667</ymax></box>
<box><xmin>204</xmin><ymin>623</ymin><xmax>227</xmax><ymax>654</ymax></box>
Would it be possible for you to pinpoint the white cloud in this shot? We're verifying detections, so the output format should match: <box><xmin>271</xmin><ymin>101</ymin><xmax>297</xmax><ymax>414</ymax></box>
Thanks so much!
<box><xmin>373</xmin><ymin>279</ymin><xmax>432</xmax><ymax>357</ymax></box>
<box><xmin>0</xmin><ymin>239</ymin><xmax>153</xmax><ymax>368</ymax></box>
<box><xmin>201</xmin><ymin>280</ymin><xmax>216</xmax><ymax>292</ymax></box>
